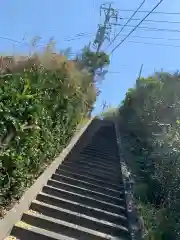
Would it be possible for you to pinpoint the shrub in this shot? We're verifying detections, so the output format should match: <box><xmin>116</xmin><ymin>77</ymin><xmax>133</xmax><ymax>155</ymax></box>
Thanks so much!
<box><xmin>119</xmin><ymin>72</ymin><xmax>180</xmax><ymax>239</ymax></box>
<box><xmin>0</xmin><ymin>51</ymin><xmax>97</xmax><ymax>215</ymax></box>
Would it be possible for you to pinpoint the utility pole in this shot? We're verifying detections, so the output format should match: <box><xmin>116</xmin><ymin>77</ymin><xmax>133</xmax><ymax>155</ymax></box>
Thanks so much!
<box><xmin>85</xmin><ymin>3</ymin><xmax>119</xmax><ymax>118</ymax></box>
<box><xmin>138</xmin><ymin>64</ymin><xmax>144</xmax><ymax>80</ymax></box>
<box><xmin>93</xmin><ymin>3</ymin><xmax>119</xmax><ymax>53</ymax></box>
<box><xmin>136</xmin><ymin>64</ymin><xmax>144</xmax><ymax>87</ymax></box>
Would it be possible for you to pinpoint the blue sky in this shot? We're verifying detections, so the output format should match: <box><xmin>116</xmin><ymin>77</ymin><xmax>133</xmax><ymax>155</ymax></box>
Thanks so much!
<box><xmin>1</xmin><ymin>0</ymin><xmax>180</xmax><ymax>115</ymax></box>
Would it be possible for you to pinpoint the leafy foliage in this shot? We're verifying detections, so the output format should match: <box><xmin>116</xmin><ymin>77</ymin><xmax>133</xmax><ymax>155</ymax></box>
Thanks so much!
<box><xmin>77</xmin><ymin>46</ymin><xmax>110</xmax><ymax>77</ymax></box>
<box><xmin>100</xmin><ymin>106</ymin><xmax>118</xmax><ymax>120</ymax></box>
<box><xmin>119</xmin><ymin>72</ymin><xmax>180</xmax><ymax>239</ymax></box>
<box><xmin>0</xmin><ymin>51</ymin><xmax>98</xmax><ymax>215</ymax></box>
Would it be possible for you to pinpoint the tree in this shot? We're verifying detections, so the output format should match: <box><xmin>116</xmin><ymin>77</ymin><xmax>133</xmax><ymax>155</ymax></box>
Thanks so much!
<box><xmin>77</xmin><ymin>46</ymin><xmax>110</xmax><ymax>78</ymax></box>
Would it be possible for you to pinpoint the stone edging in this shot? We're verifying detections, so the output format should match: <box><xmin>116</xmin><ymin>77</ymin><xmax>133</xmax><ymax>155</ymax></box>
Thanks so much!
<box><xmin>114</xmin><ymin>119</ymin><xmax>142</xmax><ymax>240</ymax></box>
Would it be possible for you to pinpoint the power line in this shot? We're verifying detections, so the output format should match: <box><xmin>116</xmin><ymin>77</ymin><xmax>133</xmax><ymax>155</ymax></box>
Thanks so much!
<box><xmin>64</xmin><ymin>32</ymin><xmax>92</xmax><ymax>40</ymax></box>
<box><xmin>62</xmin><ymin>31</ymin><xmax>180</xmax><ymax>44</ymax></box>
<box><xmin>0</xmin><ymin>36</ymin><xmax>23</xmax><ymax>44</ymax></box>
<box><xmin>64</xmin><ymin>31</ymin><xmax>180</xmax><ymax>49</ymax></box>
<box><xmin>70</xmin><ymin>32</ymin><xmax>180</xmax><ymax>43</ymax></box>
<box><xmin>107</xmin><ymin>0</ymin><xmax>146</xmax><ymax>49</ymax></box>
<box><xmin>113</xmin><ymin>23</ymin><xmax>180</xmax><ymax>33</ymax></box>
<box><xmin>110</xmin><ymin>0</ymin><xmax>165</xmax><ymax>54</ymax></box>
<box><xmin>120</xmin><ymin>17</ymin><xmax>180</xmax><ymax>25</ymax></box>
<box><xmin>126</xmin><ymin>40</ymin><xmax>180</xmax><ymax>48</ymax></box>
<box><xmin>109</xmin><ymin>39</ymin><xmax>180</xmax><ymax>49</ymax></box>
<box><xmin>107</xmin><ymin>71</ymin><xmax>128</xmax><ymax>74</ymax></box>
<box><xmin>116</xmin><ymin>9</ymin><xmax>180</xmax><ymax>15</ymax></box>
<box><xmin>0</xmin><ymin>32</ymin><xmax>93</xmax><ymax>47</ymax></box>
<box><xmin>65</xmin><ymin>33</ymin><xmax>93</xmax><ymax>41</ymax></box>
<box><xmin>117</xmin><ymin>34</ymin><xmax>180</xmax><ymax>42</ymax></box>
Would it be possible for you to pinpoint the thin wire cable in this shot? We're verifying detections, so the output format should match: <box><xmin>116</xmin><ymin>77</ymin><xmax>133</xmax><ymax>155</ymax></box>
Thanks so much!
<box><xmin>110</xmin><ymin>0</ymin><xmax>164</xmax><ymax>54</ymax></box>
<box><xmin>117</xmin><ymin>34</ymin><xmax>180</xmax><ymax>42</ymax></box>
<box><xmin>113</xmin><ymin>23</ymin><xmax>180</xmax><ymax>33</ymax></box>
<box><xmin>0</xmin><ymin>32</ymin><xmax>93</xmax><ymax>48</ymax></box>
<box><xmin>68</xmin><ymin>32</ymin><xmax>180</xmax><ymax>43</ymax></box>
<box><xmin>64</xmin><ymin>32</ymin><xmax>92</xmax><ymax>40</ymax></box>
<box><xmin>65</xmin><ymin>34</ymin><xmax>93</xmax><ymax>41</ymax></box>
<box><xmin>120</xmin><ymin>17</ymin><xmax>180</xmax><ymax>24</ymax></box>
<box><xmin>107</xmin><ymin>0</ymin><xmax>146</xmax><ymax>50</ymax></box>
<box><xmin>127</xmin><ymin>40</ymin><xmax>180</xmax><ymax>48</ymax></box>
<box><xmin>115</xmin><ymin>9</ymin><xmax>180</xmax><ymax>15</ymax></box>
<box><xmin>0</xmin><ymin>36</ymin><xmax>23</xmax><ymax>44</ymax></box>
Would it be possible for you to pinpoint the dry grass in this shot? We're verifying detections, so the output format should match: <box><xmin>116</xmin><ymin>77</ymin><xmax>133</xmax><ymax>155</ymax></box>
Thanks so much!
<box><xmin>0</xmin><ymin>48</ymin><xmax>97</xmax><ymax>104</ymax></box>
<box><xmin>0</xmin><ymin>52</ymin><xmax>67</xmax><ymax>73</ymax></box>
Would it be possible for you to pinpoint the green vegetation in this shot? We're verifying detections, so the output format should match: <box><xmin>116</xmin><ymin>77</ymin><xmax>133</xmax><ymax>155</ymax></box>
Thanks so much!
<box><xmin>100</xmin><ymin>106</ymin><xmax>118</xmax><ymax>120</ymax></box>
<box><xmin>118</xmin><ymin>72</ymin><xmax>180</xmax><ymax>239</ymax></box>
<box><xmin>78</xmin><ymin>47</ymin><xmax>110</xmax><ymax>76</ymax></box>
<box><xmin>0</xmin><ymin>47</ymin><xmax>109</xmax><ymax>216</ymax></box>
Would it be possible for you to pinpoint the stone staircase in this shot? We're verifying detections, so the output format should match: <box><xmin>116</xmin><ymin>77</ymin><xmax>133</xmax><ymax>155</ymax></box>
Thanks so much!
<box><xmin>6</xmin><ymin>122</ymin><xmax>131</xmax><ymax>239</ymax></box>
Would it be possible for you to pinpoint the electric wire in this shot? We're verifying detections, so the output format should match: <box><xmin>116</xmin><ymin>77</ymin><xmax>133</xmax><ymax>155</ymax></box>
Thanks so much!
<box><xmin>115</xmin><ymin>8</ymin><xmax>180</xmax><ymax>15</ymax></box>
<box><xmin>126</xmin><ymin>40</ymin><xmax>180</xmax><ymax>48</ymax></box>
<box><xmin>120</xmin><ymin>17</ymin><xmax>180</xmax><ymax>25</ymax></box>
<box><xmin>107</xmin><ymin>0</ymin><xmax>146</xmax><ymax>49</ymax></box>
<box><xmin>113</xmin><ymin>23</ymin><xmax>180</xmax><ymax>33</ymax></box>
<box><xmin>0</xmin><ymin>32</ymin><xmax>93</xmax><ymax>47</ymax></box>
<box><xmin>110</xmin><ymin>0</ymin><xmax>165</xmax><ymax>54</ymax></box>
<box><xmin>116</xmin><ymin>34</ymin><xmax>180</xmax><ymax>42</ymax></box>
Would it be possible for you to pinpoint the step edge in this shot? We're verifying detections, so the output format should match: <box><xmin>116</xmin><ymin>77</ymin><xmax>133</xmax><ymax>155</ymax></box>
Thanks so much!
<box><xmin>52</xmin><ymin>173</ymin><xmax>123</xmax><ymax>193</ymax></box>
<box><xmin>56</xmin><ymin>169</ymin><xmax>122</xmax><ymax>188</ymax></box>
<box><xmin>42</xmin><ymin>185</ymin><xmax>126</xmax><ymax>210</ymax></box>
<box><xmin>22</xmin><ymin>212</ymin><xmax>118</xmax><ymax>239</ymax></box>
<box><xmin>60</xmin><ymin>162</ymin><xmax>121</xmax><ymax>178</ymax></box>
<box><xmin>11</xmin><ymin>224</ymin><xmax>78</xmax><ymax>240</ymax></box>
<box><xmin>37</xmin><ymin>192</ymin><xmax>127</xmax><ymax>219</ymax></box>
<box><xmin>31</xmin><ymin>200</ymin><xmax>129</xmax><ymax>231</ymax></box>
<box><xmin>48</xmin><ymin>179</ymin><xmax>124</xmax><ymax>201</ymax></box>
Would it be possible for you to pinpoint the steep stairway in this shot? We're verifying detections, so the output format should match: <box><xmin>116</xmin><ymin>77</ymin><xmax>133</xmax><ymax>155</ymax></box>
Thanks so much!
<box><xmin>6</xmin><ymin>121</ymin><xmax>131</xmax><ymax>240</ymax></box>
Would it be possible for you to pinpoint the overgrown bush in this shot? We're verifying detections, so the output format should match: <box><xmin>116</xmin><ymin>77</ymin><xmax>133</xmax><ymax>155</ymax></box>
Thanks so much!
<box><xmin>118</xmin><ymin>72</ymin><xmax>180</xmax><ymax>239</ymax></box>
<box><xmin>0</xmin><ymin>51</ymin><xmax>97</xmax><ymax>215</ymax></box>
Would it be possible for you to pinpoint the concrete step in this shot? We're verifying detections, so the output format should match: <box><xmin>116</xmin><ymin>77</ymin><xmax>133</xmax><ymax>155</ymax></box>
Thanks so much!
<box><xmin>51</xmin><ymin>173</ymin><xmax>123</xmax><ymax>198</ymax></box>
<box><xmin>85</xmin><ymin>144</ymin><xmax>117</xmax><ymax>150</ymax></box>
<box><xmin>81</xmin><ymin>142</ymin><xmax>117</xmax><ymax>150</ymax></box>
<box><xmin>58</xmin><ymin>164</ymin><xmax>122</xmax><ymax>184</ymax></box>
<box><xmin>80</xmin><ymin>148</ymin><xmax>119</xmax><ymax>160</ymax></box>
<box><xmin>30</xmin><ymin>200</ymin><xmax>130</xmax><ymax>236</ymax></box>
<box><xmin>36</xmin><ymin>192</ymin><xmax>128</xmax><ymax>224</ymax></box>
<box><xmin>93</xmin><ymin>132</ymin><xmax>115</xmax><ymax>138</ymax></box>
<box><xmin>42</xmin><ymin>185</ymin><xmax>126</xmax><ymax>215</ymax></box>
<box><xmin>88</xmin><ymin>136</ymin><xmax>116</xmax><ymax>141</ymax></box>
<box><xmin>65</xmin><ymin>158</ymin><xmax>121</xmax><ymax>173</ymax></box>
<box><xmin>21</xmin><ymin>211</ymin><xmax>129</xmax><ymax>240</ymax></box>
<box><xmin>82</xmin><ymin>148</ymin><xmax>119</xmax><ymax>158</ymax></box>
<box><xmin>55</xmin><ymin>168</ymin><xmax>122</xmax><ymax>191</ymax></box>
<box><xmin>86</xmin><ymin>139</ymin><xmax>117</xmax><ymax>146</ymax></box>
<box><xmin>80</xmin><ymin>152</ymin><xmax>119</xmax><ymax>163</ymax></box>
<box><xmin>77</xmin><ymin>156</ymin><xmax>120</xmax><ymax>169</ymax></box>
<box><xmin>60</xmin><ymin>161</ymin><xmax>121</xmax><ymax>180</ymax></box>
<box><xmin>63</xmin><ymin>157</ymin><xmax>121</xmax><ymax>173</ymax></box>
<box><xmin>47</xmin><ymin>179</ymin><xmax>124</xmax><ymax>205</ymax></box>
<box><xmin>84</xmin><ymin>141</ymin><xmax>118</xmax><ymax>151</ymax></box>
<box><xmin>77</xmin><ymin>158</ymin><xmax>119</xmax><ymax>169</ymax></box>
<box><xmin>11</xmin><ymin>224</ymin><xmax>78</xmax><ymax>240</ymax></box>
